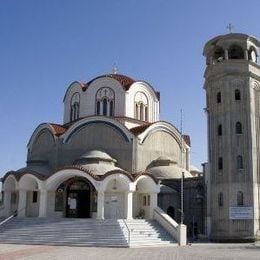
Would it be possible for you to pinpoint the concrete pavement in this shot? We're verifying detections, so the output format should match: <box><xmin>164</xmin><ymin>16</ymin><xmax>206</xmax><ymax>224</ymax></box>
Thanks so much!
<box><xmin>0</xmin><ymin>243</ymin><xmax>260</xmax><ymax>259</ymax></box>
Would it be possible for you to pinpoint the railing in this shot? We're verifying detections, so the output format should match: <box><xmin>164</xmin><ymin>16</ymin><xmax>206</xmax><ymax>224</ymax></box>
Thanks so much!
<box><xmin>0</xmin><ymin>206</ymin><xmax>26</xmax><ymax>227</ymax></box>
<box><xmin>123</xmin><ymin>219</ymin><xmax>131</xmax><ymax>245</ymax></box>
<box><xmin>154</xmin><ymin>207</ymin><xmax>187</xmax><ymax>246</ymax></box>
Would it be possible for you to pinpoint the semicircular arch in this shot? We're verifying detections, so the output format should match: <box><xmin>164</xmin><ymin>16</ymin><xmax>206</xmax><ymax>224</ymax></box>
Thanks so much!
<box><xmin>46</xmin><ymin>169</ymin><xmax>98</xmax><ymax>191</ymax></box>
<box><xmin>3</xmin><ymin>175</ymin><xmax>18</xmax><ymax>191</ymax></box>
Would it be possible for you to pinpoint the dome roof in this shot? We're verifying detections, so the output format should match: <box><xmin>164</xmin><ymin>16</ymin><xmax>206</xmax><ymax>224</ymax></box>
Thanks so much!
<box><xmin>87</xmin><ymin>74</ymin><xmax>135</xmax><ymax>91</ymax></box>
<box><xmin>78</xmin><ymin>150</ymin><xmax>116</xmax><ymax>162</ymax></box>
<box><xmin>147</xmin><ymin>156</ymin><xmax>177</xmax><ymax>168</ymax></box>
<box><xmin>78</xmin><ymin>163</ymin><xmax>121</xmax><ymax>176</ymax></box>
<box><xmin>147</xmin><ymin>165</ymin><xmax>193</xmax><ymax>180</ymax></box>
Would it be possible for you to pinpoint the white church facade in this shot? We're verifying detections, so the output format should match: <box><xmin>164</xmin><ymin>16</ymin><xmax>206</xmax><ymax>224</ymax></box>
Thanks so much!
<box><xmin>2</xmin><ymin>73</ymin><xmax>192</xmax><ymax>224</ymax></box>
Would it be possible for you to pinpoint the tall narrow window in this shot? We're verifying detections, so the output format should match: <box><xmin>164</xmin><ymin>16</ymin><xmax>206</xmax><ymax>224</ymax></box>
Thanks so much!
<box><xmin>140</xmin><ymin>103</ymin><xmax>144</xmax><ymax>121</ymax></box>
<box><xmin>135</xmin><ymin>104</ymin><xmax>139</xmax><ymax>119</ymax></box>
<box><xmin>237</xmin><ymin>155</ymin><xmax>243</xmax><ymax>169</ymax></box>
<box><xmin>32</xmin><ymin>191</ymin><xmax>38</xmax><ymax>203</ymax></box>
<box><xmin>217</xmin><ymin>92</ymin><xmax>221</xmax><ymax>103</ymax></box>
<box><xmin>145</xmin><ymin>107</ymin><xmax>148</xmax><ymax>121</ymax></box>
<box><xmin>70</xmin><ymin>93</ymin><xmax>80</xmax><ymax>122</ymax></box>
<box><xmin>109</xmin><ymin>100</ymin><xmax>114</xmax><ymax>116</ymax></box>
<box><xmin>218</xmin><ymin>124</ymin><xmax>222</xmax><ymax>136</ymax></box>
<box><xmin>237</xmin><ymin>191</ymin><xmax>244</xmax><ymax>206</ymax></box>
<box><xmin>103</xmin><ymin>98</ymin><xmax>107</xmax><ymax>116</ymax></box>
<box><xmin>236</xmin><ymin>122</ymin><xmax>242</xmax><ymax>134</ymax></box>
<box><xmin>97</xmin><ymin>101</ymin><xmax>100</xmax><ymax>115</ymax></box>
<box><xmin>218</xmin><ymin>157</ymin><xmax>223</xmax><ymax>170</ymax></box>
<box><xmin>218</xmin><ymin>192</ymin><xmax>223</xmax><ymax>207</ymax></box>
<box><xmin>235</xmin><ymin>89</ymin><xmax>241</xmax><ymax>101</ymax></box>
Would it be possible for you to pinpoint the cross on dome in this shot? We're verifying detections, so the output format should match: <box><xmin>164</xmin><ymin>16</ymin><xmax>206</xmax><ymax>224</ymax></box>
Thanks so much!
<box><xmin>112</xmin><ymin>63</ymin><xmax>118</xmax><ymax>74</ymax></box>
<box><xmin>226</xmin><ymin>23</ymin><xmax>234</xmax><ymax>33</ymax></box>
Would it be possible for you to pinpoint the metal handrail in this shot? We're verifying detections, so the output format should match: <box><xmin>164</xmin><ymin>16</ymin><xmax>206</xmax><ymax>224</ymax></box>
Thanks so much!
<box><xmin>0</xmin><ymin>206</ymin><xmax>26</xmax><ymax>227</ymax></box>
<box><xmin>123</xmin><ymin>219</ymin><xmax>131</xmax><ymax>245</ymax></box>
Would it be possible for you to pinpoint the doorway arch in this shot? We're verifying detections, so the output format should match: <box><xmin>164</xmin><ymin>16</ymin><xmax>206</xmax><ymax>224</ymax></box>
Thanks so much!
<box><xmin>62</xmin><ymin>177</ymin><xmax>96</xmax><ymax>218</ymax></box>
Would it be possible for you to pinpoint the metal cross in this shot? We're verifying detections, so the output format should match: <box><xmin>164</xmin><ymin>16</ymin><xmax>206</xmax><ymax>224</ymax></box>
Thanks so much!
<box><xmin>112</xmin><ymin>63</ymin><xmax>118</xmax><ymax>74</ymax></box>
<box><xmin>227</xmin><ymin>23</ymin><xmax>234</xmax><ymax>33</ymax></box>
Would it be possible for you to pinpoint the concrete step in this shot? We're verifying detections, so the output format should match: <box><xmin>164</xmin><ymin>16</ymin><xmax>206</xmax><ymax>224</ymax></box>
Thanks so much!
<box><xmin>0</xmin><ymin>218</ymin><xmax>177</xmax><ymax>247</ymax></box>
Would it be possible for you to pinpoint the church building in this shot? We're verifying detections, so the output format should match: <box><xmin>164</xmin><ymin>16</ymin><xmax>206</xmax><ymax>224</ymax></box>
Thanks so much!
<box><xmin>1</xmin><ymin>73</ymin><xmax>193</xmax><ymax>225</ymax></box>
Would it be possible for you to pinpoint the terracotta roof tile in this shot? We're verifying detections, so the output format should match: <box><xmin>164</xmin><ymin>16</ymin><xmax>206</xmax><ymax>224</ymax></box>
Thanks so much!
<box><xmin>87</xmin><ymin>74</ymin><xmax>135</xmax><ymax>90</ymax></box>
<box><xmin>49</xmin><ymin>123</ymin><xmax>67</xmax><ymax>136</ymax></box>
<box><xmin>130</xmin><ymin>123</ymin><xmax>152</xmax><ymax>135</ymax></box>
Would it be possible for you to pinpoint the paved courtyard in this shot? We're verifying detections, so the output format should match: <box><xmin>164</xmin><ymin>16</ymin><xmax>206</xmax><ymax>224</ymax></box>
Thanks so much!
<box><xmin>0</xmin><ymin>243</ymin><xmax>260</xmax><ymax>260</ymax></box>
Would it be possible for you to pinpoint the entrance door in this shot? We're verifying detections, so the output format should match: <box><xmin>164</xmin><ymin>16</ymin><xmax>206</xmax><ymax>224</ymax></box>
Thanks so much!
<box><xmin>66</xmin><ymin>180</ymin><xmax>91</xmax><ymax>218</ymax></box>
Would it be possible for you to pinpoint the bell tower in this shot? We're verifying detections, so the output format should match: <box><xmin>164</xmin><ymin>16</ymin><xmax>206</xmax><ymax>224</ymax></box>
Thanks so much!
<box><xmin>203</xmin><ymin>33</ymin><xmax>260</xmax><ymax>241</ymax></box>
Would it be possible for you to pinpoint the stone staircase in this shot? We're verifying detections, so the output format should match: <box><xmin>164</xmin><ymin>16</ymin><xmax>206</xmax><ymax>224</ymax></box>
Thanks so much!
<box><xmin>123</xmin><ymin>219</ymin><xmax>177</xmax><ymax>247</ymax></box>
<box><xmin>0</xmin><ymin>218</ymin><xmax>177</xmax><ymax>247</ymax></box>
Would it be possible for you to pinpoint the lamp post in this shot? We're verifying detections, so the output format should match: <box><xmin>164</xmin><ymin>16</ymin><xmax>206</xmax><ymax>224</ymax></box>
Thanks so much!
<box><xmin>181</xmin><ymin>171</ymin><xmax>184</xmax><ymax>224</ymax></box>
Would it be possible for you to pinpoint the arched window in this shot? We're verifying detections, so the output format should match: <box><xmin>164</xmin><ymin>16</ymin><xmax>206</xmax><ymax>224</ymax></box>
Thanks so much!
<box><xmin>218</xmin><ymin>124</ymin><xmax>222</xmax><ymax>136</ymax></box>
<box><xmin>237</xmin><ymin>155</ymin><xmax>243</xmax><ymax>169</ymax></box>
<box><xmin>97</xmin><ymin>101</ymin><xmax>100</xmax><ymax>115</ymax></box>
<box><xmin>143</xmin><ymin>196</ymin><xmax>146</xmax><ymax>206</ymax></box>
<box><xmin>145</xmin><ymin>107</ymin><xmax>148</xmax><ymax>121</ymax></box>
<box><xmin>96</xmin><ymin>87</ymin><xmax>115</xmax><ymax>117</ymax></box>
<box><xmin>218</xmin><ymin>157</ymin><xmax>223</xmax><ymax>170</ymax></box>
<box><xmin>70</xmin><ymin>93</ymin><xmax>80</xmax><ymax>122</ymax></box>
<box><xmin>135</xmin><ymin>104</ymin><xmax>139</xmax><ymax>119</ymax></box>
<box><xmin>237</xmin><ymin>191</ymin><xmax>244</xmax><ymax>206</ymax></box>
<box><xmin>236</xmin><ymin>122</ymin><xmax>242</xmax><ymax>134</ymax></box>
<box><xmin>218</xmin><ymin>192</ymin><xmax>223</xmax><ymax>207</ymax></box>
<box><xmin>134</xmin><ymin>92</ymin><xmax>149</xmax><ymax>121</ymax></box>
<box><xmin>140</xmin><ymin>103</ymin><xmax>144</xmax><ymax>121</ymax></box>
<box><xmin>228</xmin><ymin>45</ymin><xmax>244</xmax><ymax>59</ymax></box>
<box><xmin>103</xmin><ymin>98</ymin><xmax>107</xmax><ymax>116</ymax></box>
<box><xmin>213</xmin><ymin>47</ymin><xmax>225</xmax><ymax>63</ymax></box>
<box><xmin>217</xmin><ymin>92</ymin><xmax>221</xmax><ymax>103</ymax></box>
<box><xmin>109</xmin><ymin>101</ymin><xmax>114</xmax><ymax>116</ymax></box>
<box><xmin>235</xmin><ymin>89</ymin><xmax>241</xmax><ymax>101</ymax></box>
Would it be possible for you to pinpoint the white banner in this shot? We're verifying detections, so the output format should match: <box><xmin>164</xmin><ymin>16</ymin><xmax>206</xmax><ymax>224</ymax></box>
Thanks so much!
<box><xmin>229</xmin><ymin>207</ymin><xmax>253</xmax><ymax>220</ymax></box>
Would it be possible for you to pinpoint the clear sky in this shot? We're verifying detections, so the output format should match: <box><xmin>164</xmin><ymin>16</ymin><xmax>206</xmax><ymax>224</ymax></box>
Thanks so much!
<box><xmin>1</xmin><ymin>0</ymin><xmax>260</xmax><ymax>175</ymax></box>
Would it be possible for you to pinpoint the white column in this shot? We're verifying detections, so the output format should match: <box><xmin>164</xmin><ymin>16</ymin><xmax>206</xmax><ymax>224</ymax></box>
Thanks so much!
<box><xmin>18</xmin><ymin>189</ymin><xmax>27</xmax><ymax>217</ymax></box>
<box><xmin>149</xmin><ymin>193</ymin><xmax>158</xmax><ymax>219</ymax></box>
<box><xmin>97</xmin><ymin>191</ymin><xmax>104</xmax><ymax>219</ymax></box>
<box><xmin>3</xmin><ymin>191</ymin><xmax>11</xmax><ymax>216</ymax></box>
<box><xmin>125</xmin><ymin>191</ymin><xmax>133</xmax><ymax>220</ymax></box>
<box><xmin>39</xmin><ymin>189</ymin><xmax>47</xmax><ymax>217</ymax></box>
<box><xmin>244</xmin><ymin>50</ymin><xmax>248</xmax><ymax>60</ymax></box>
<box><xmin>224</xmin><ymin>49</ymin><xmax>229</xmax><ymax>60</ymax></box>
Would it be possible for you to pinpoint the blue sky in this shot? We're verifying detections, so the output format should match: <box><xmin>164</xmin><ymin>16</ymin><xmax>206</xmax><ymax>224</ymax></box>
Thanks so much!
<box><xmin>1</xmin><ymin>0</ymin><xmax>260</xmax><ymax>175</ymax></box>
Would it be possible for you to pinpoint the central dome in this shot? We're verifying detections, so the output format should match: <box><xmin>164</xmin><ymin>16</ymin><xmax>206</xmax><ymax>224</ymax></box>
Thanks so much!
<box><xmin>77</xmin><ymin>150</ymin><xmax>116</xmax><ymax>163</ymax></box>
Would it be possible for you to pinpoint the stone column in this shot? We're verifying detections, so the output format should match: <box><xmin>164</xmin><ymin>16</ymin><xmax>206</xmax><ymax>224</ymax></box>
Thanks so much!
<box><xmin>125</xmin><ymin>191</ymin><xmax>133</xmax><ymax>220</ymax></box>
<box><xmin>18</xmin><ymin>189</ymin><xmax>27</xmax><ymax>217</ymax></box>
<box><xmin>149</xmin><ymin>192</ymin><xmax>158</xmax><ymax>219</ymax></box>
<box><xmin>97</xmin><ymin>191</ymin><xmax>104</xmax><ymax>219</ymax></box>
<box><xmin>244</xmin><ymin>50</ymin><xmax>248</xmax><ymax>60</ymax></box>
<box><xmin>3</xmin><ymin>191</ymin><xmax>11</xmax><ymax>216</ymax></box>
<box><xmin>224</xmin><ymin>49</ymin><xmax>229</xmax><ymax>60</ymax></box>
<box><xmin>39</xmin><ymin>189</ymin><xmax>47</xmax><ymax>217</ymax></box>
